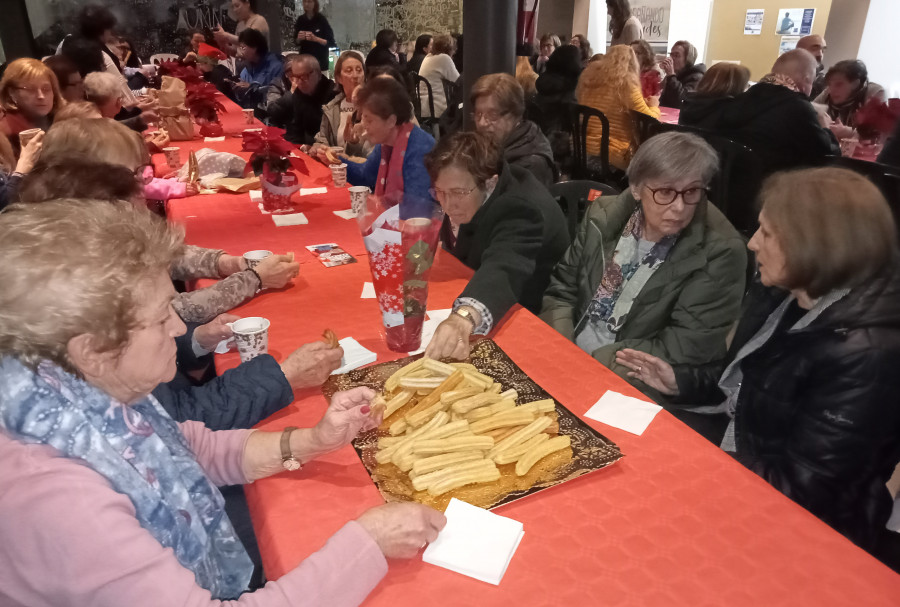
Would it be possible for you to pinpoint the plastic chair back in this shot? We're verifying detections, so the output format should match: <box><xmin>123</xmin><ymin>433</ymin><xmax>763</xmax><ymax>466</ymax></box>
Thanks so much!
<box><xmin>413</xmin><ymin>74</ymin><xmax>440</xmax><ymax>139</ymax></box>
<box><xmin>549</xmin><ymin>179</ymin><xmax>620</xmax><ymax>239</ymax></box>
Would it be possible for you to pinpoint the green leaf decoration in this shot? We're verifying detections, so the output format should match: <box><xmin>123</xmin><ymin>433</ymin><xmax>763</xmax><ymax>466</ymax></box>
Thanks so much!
<box><xmin>406</xmin><ymin>239</ymin><xmax>434</xmax><ymax>275</ymax></box>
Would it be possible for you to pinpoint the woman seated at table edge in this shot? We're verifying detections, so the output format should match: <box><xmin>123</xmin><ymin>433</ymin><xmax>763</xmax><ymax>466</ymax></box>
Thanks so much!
<box><xmin>17</xmin><ymin>160</ymin><xmax>343</xmax><ymax>430</ymax></box>
<box><xmin>540</xmin><ymin>131</ymin><xmax>747</xmax><ymax>402</ymax></box>
<box><xmin>813</xmin><ymin>59</ymin><xmax>886</xmax><ymax>140</ymax></box>
<box><xmin>679</xmin><ymin>62</ymin><xmax>751</xmax><ymax>129</ymax></box>
<box><xmin>310</xmin><ymin>50</ymin><xmax>370</xmax><ymax>161</ymax></box>
<box><xmin>614</xmin><ymin>167</ymin><xmax>900</xmax><ymax>559</ymax></box>
<box><xmin>35</xmin><ymin>117</ymin><xmax>300</xmax><ymax>324</ymax></box>
<box><xmin>0</xmin><ymin>199</ymin><xmax>445</xmax><ymax>606</ymax></box>
<box><xmin>0</xmin><ymin>58</ymin><xmax>65</xmax><ymax>155</ymax></box>
<box><xmin>343</xmin><ymin>77</ymin><xmax>435</xmax><ymax>219</ymax></box>
<box><xmin>423</xmin><ymin>131</ymin><xmax>570</xmax><ymax>361</ymax></box>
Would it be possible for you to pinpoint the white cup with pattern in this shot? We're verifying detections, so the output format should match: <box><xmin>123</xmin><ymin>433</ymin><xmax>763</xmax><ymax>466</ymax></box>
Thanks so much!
<box><xmin>348</xmin><ymin>185</ymin><xmax>370</xmax><ymax>215</ymax></box>
<box><xmin>229</xmin><ymin>317</ymin><xmax>270</xmax><ymax>362</ymax></box>
<box><xmin>242</xmin><ymin>249</ymin><xmax>273</xmax><ymax>269</ymax></box>
<box><xmin>330</xmin><ymin>163</ymin><xmax>348</xmax><ymax>188</ymax></box>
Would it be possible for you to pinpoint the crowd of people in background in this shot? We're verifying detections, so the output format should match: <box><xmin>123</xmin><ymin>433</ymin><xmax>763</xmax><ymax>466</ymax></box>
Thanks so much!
<box><xmin>0</xmin><ymin>0</ymin><xmax>899</xmax><ymax>604</ymax></box>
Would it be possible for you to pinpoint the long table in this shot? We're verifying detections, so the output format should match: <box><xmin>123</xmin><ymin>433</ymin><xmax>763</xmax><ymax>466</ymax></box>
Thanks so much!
<box><xmin>163</xmin><ymin>98</ymin><xmax>900</xmax><ymax>605</ymax></box>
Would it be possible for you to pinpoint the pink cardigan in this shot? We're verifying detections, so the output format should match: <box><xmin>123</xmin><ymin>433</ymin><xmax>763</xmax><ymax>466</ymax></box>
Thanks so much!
<box><xmin>0</xmin><ymin>422</ymin><xmax>388</xmax><ymax>606</ymax></box>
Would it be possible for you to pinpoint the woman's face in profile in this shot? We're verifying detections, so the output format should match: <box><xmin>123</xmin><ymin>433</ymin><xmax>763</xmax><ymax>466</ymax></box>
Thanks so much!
<box><xmin>748</xmin><ymin>210</ymin><xmax>790</xmax><ymax>289</ymax></box>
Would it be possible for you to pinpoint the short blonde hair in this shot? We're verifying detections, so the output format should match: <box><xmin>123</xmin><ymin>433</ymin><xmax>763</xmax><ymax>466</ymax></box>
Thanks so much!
<box><xmin>759</xmin><ymin>168</ymin><xmax>897</xmax><ymax>298</ymax></box>
<box><xmin>697</xmin><ymin>63</ymin><xmax>750</xmax><ymax>98</ymax></box>
<box><xmin>0</xmin><ymin>58</ymin><xmax>65</xmax><ymax>115</ymax></box>
<box><xmin>53</xmin><ymin>101</ymin><xmax>102</xmax><ymax>122</ymax></box>
<box><xmin>83</xmin><ymin>71</ymin><xmax>123</xmax><ymax>104</ymax></box>
<box><xmin>514</xmin><ymin>58</ymin><xmax>538</xmax><ymax>98</ymax></box>
<box><xmin>41</xmin><ymin>117</ymin><xmax>149</xmax><ymax>169</ymax></box>
<box><xmin>470</xmin><ymin>72</ymin><xmax>525</xmax><ymax>120</ymax></box>
<box><xmin>0</xmin><ymin>199</ymin><xmax>184</xmax><ymax>373</ymax></box>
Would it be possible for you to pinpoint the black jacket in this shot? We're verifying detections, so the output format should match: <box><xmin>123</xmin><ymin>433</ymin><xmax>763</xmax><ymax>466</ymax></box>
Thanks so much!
<box><xmin>659</xmin><ymin>63</ymin><xmax>706</xmax><ymax>108</ymax></box>
<box><xmin>154</xmin><ymin>352</ymin><xmax>293</xmax><ymax>431</ymax></box>
<box><xmin>502</xmin><ymin>120</ymin><xmax>555</xmax><ymax>188</ymax></box>
<box><xmin>878</xmin><ymin>118</ymin><xmax>900</xmax><ymax>168</ymax></box>
<box><xmin>287</xmin><ymin>75</ymin><xmax>337</xmax><ymax>145</ymax></box>
<box><xmin>678</xmin><ymin>94</ymin><xmax>733</xmax><ymax>130</ymax></box>
<box><xmin>710</xmin><ymin>83</ymin><xmax>839</xmax><ymax>176</ymax></box>
<box><xmin>364</xmin><ymin>47</ymin><xmax>399</xmax><ymax>73</ymax></box>
<box><xmin>674</xmin><ymin>267</ymin><xmax>900</xmax><ymax>550</ymax></box>
<box><xmin>293</xmin><ymin>13</ymin><xmax>336</xmax><ymax>71</ymax></box>
<box><xmin>441</xmin><ymin>163</ymin><xmax>570</xmax><ymax>320</ymax></box>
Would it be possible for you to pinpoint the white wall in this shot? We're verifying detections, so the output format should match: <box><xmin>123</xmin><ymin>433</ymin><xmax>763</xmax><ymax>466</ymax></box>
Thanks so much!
<box><xmin>667</xmin><ymin>0</ymin><xmax>713</xmax><ymax>62</ymax></box>
<box><xmin>856</xmin><ymin>0</ymin><xmax>900</xmax><ymax>97</ymax></box>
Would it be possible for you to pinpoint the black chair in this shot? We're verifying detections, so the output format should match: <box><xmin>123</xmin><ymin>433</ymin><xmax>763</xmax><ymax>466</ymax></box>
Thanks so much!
<box><xmin>565</xmin><ymin>104</ymin><xmax>616</xmax><ymax>185</ymax></box>
<box><xmin>664</xmin><ymin>124</ymin><xmax>764</xmax><ymax>238</ymax></box>
<box><xmin>827</xmin><ymin>155</ymin><xmax>900</xmax><ymax>234</ymax></box>
<box><xmin>549</xmin><ymin>180</ymin><xmax>620</xmax><ymax>239</ymax></box>
<box><xmin>629</xmin><ymin>109</ymin><xmax>665</xmax><ymax>147</ymax></box>
<box><xmin>439</xmin><ymin>76</ymin><xmax>464</xmax><ymax>136</ymax></box>
<box><xmin>412</xmin><ymin>74</ymin><xmax>440</xmax><ymax>139</ymax></box>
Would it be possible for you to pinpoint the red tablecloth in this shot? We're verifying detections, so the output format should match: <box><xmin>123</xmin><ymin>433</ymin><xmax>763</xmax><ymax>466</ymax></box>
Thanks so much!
<box><xmin>659</xmin><ymin>106</ymin><xmax>680</xmax><ymax>125</ymax></box>
<box><xmin>166</xmin><ymin>98</ymin><xmax>900</xmax><ymax>605</ymax></box>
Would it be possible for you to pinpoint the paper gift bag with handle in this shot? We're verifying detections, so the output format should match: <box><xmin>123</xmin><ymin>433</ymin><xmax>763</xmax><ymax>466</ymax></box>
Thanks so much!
<box><xmin>158</xmin><ymin>76</ymin><xmax>194</xmax><ymax>140</ymax></box>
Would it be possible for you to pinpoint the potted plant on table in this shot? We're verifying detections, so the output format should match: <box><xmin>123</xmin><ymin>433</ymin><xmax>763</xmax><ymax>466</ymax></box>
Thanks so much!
<box><xmin>242</xmin><ymin>126</ymin><xmax>306</xmax><ymax>213</ymax></box>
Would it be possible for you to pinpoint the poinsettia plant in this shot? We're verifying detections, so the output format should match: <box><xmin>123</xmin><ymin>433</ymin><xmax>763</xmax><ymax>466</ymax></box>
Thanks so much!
<box><xmin>241</xmin><ymin>126</ymin><xmax>308</xmax><ymax>184</ymax></box>
<box><xmin>855</xmin><ymin>97</ymin><xmax>900</xmax><ymax>141</ymax></box>
<box><xmin>157</xmin><ymin>60</ymin><xmax>204</xmax><ymax>85</ymax></box>
<box><xmin>185</xmin><ymin>81</ymin><xmax>226</xmax><ymax>123</ymax></box>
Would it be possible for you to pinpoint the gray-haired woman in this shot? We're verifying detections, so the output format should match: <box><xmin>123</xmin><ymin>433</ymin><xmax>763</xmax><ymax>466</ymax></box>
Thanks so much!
<box><xmin>0</xmin><ymin>199</ymin><xmax>445</xmax><ymax>606</ymax></box>
<box><xmin>540</xmin><ymin>132</ymin><xmax>747</xmax><ymax>401</ymax></box>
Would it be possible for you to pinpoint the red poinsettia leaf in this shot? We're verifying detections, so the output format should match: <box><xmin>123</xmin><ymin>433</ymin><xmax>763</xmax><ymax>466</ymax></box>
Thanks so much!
<box><xmin>288</xmin><ymin>156</ymin><xmax>310</xmax><ymax>176</ymax></box>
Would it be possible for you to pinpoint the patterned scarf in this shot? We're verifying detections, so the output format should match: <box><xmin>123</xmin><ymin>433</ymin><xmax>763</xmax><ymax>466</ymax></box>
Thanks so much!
<box><xmin>586</xmin><ymin>206</ymin><xmax>679</xmax><ymax>335</ymax></box>
<box><xmin>758</xmin><ymin>72</ymin><xmax>800</xmax><ymax>93</ymax></box>
<box><xmin>375</xmin><ymin>122</ymin><xmax>414</xmax><ymax>209</ymax></box>
<box><xmin>0</xmin><ymin>358</ymin><xmax>253</xmax><ymax>599</ymax></box>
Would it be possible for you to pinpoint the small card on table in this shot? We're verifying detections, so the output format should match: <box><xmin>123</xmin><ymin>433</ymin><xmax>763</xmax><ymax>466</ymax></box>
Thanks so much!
<box><xmin>360</xmin><ymin>282</ymin><xmax>376</xmax><ymax>298</ymax></box>
<box><xmin>423</xmin><ymin>498</ymin><xmax>524</xmax><ymax>585</ymax></box>
<box><xmin>271</xmin><ymin>213</ymin><xmax>308</xmax><ymax>227</ymax></box>
<box><xmin>305</xmin><ymin>243</ymin><xmax>357</xmax><ymax>267</ymax></box>
<box><xmin>584</xmin><ymin>390</ymin><xmax>662</xmax><ymax>436</ymax></box>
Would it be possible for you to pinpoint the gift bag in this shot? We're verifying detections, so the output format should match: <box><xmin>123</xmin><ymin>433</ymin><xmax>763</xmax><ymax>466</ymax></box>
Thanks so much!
<box><xmin>158</xmin><ymin>76</ymin><xmax>194</xmax><ymax>141</ymax></box>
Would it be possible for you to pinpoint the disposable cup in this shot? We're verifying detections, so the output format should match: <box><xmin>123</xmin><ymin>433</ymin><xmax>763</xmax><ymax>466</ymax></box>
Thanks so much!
<box><xmin>162</xmin><ymin>146</ymin><xmax>181</xmax><ymax>168</ymax></box>
<box><xmin>839</xmin><ymin>138</ymin><xmax>858</xmax><ymax>158</ymax></box>
<box><xmin>242</xmin><ymin>108</ymin><xmax>255</xmax><ymax>124</ymax></box>
<box><xmin>229</xmin><ymin>317</ymin><xmax>270</xmax><ymax>362</ymax></box>
<box><xmin>348</xmin><ymin>185</ymin><xmax>370</xmax><ymax>215</ymax></box>
<box><xmin>243</xmin><ymin>249</ymin><xmax>273</xmax><ymax>269</ymax></box>
<box><xmin>330</xmin><ymin>163</ymin><xmax>348</xmax><ymax>188</ymax></box>
<box><xmin>18</xmin><ymin>128</ymin><xmax>42</xmax><ymax>149</ymax></box>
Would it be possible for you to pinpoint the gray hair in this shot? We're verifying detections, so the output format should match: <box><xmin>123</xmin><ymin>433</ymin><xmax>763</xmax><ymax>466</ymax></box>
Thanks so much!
<box><xmin>772</xmin><ymin>48</ymin><xmax>816</xmax><ymax>87</ymax></box>
<box><xmin>83</xmin><ymin>71</ymin><xmax>123</xmax><ymax>103</ymax></box>
<box><xmin>0</xmin><ymin>199</ymin><xmax>183</xmax><ymax>374</ymax></box>
<box><xmin>627</xmin><ymin>131</ymin><xmax>719</xmax><ymax>186</ymax></box>
<box><xmin>297</xmin><ymin>54</ymin><xmax>321</xmax><ymax>74</ymax></box>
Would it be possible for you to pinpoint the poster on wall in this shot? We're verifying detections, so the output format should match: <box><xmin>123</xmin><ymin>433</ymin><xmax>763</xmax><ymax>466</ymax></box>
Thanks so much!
<box><xmin>744</xmin><ymin>9</ymin><xmax>764</xmax><ymax>35</ymax></box>
<box><xmin>774</xmin><ymin>8</ymin><xmax>815</xmax><ymax>35</ymax></box>
<box><xmin>606</xmin><ymin>0</ymin><xmax>671</xmax><ymax>46</ymax></box>
<box><xmin>779</xmin><ymin>35</ymin><xmax>800</xmax><ymax>55</ymax></box>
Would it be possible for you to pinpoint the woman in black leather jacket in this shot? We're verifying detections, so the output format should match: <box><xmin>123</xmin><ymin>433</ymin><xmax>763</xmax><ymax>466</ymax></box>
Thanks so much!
<box><xmin>615</xmin><ymin>167</ymin><xmax>900</xmax><ymax>560</ymax></box>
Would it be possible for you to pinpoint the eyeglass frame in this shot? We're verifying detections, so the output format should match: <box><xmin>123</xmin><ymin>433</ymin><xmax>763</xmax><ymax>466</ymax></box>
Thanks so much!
<box><xmin>429</xmin><ymin>185</ymin><xmax>479</xmax><ymax>202</ymax></box>
<box><xmin>471</xmin><ymin>109</ymin><xmax>510</xmax><ymax>125</ymax></box>
<box><xmin>14</xmin><ymin>84</ymin><xmax>54</xmax><ymax>97</ymax></box>
<box><xmin>643</xmin><ymin>184</ymin><xmax>709</xmax><ymax>206</ymax></box>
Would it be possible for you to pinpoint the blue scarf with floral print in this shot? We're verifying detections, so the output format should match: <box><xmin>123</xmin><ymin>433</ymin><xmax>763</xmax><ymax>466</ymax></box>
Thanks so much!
<box><xmin>586</xmin><ymin>206</ymin><xmax>679</xmax><ymax>334</ymax></box>
<box><xmin>0</xmin><ymin>357</ymin><xmax>253</xmax><ymax>599</ymax></box>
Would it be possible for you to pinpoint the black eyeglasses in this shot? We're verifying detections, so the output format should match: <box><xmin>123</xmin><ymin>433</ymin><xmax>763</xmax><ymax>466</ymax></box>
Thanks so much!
<box><xmin>645</xmin><ymin>185</ymin><xmax>708</xmax><ymax>206</ymax></box>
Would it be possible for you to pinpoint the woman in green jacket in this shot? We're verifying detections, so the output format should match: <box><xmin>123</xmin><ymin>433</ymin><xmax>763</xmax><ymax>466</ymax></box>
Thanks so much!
<box><xmin>540</xmin><ymin>131</ymin><xmax>747</xmax><ymax>401</ymax></box>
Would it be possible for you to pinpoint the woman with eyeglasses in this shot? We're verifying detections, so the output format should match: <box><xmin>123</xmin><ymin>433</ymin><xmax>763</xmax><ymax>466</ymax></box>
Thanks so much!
<box><xmin>540</xmin><ymin>132</ymin><xmax>747</xmax><ymax>401</ymax></box>
<box><xmin>422</xmin><ymin>131</ymin><xmax>569</xmax><ymax>360</ymax></box>
<box><xmin>37</xmin><ymin>117</ymin><xmax>299</xmax><ymax>324</ymax></box>
<box><xmin>0</xmin><ymin>58</ymin><xmax>65</xmax><ymax>156</ymax></box>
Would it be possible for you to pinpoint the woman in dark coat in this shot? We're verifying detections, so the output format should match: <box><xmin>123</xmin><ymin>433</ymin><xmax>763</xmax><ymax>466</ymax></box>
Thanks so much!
<box><xmin>616</xmin><ymin>167</ymin><xmax>900</xmax><ymax>565</ymax></box>
<box><xmin>422</xmin><ymin>132</ymin><xmax>569</xmax><ymax>360</ymax></box>
<box><xmin>293</xmin><ymin>0</ymin><xmax>336</xmax><ymax>71</ymax></box>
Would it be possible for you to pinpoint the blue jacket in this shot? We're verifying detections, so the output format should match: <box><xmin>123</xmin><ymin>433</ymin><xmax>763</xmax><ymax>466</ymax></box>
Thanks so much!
<box><xmin>238</xmin><ymin>53</ymin><xmax>284</xmax><ymax>110</ymax></box>
<box><xmin>346</xmin><ymin>125</ymin><xmax>436</xmax><ymax>218</ymax></box>
<box><xmin>154</xmin><ymin>353</ymin><xmax>293</xmax><ymax>431</ymax></box>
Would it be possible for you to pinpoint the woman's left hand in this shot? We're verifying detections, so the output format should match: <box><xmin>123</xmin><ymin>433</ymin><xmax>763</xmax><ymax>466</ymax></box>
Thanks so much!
<box><xmin>425</xmin><ymin>314</ymin><xmax>474</xmax><ymax>361</ymax></box>
<box><xmin>310</xmin><ymin>387</ymin><xmax>381</xmax><ymax>453</ymax></box>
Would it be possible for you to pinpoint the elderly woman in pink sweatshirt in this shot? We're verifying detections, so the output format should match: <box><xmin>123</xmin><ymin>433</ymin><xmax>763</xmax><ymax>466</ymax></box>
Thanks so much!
<box><xmin>0</xmin><ymin>199</ymin><xmax>445</xmax><ymax>607</ymax></box>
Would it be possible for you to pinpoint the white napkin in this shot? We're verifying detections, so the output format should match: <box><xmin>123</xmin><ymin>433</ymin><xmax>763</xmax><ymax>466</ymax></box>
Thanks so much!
<box><xmin>333</xmin><ymin>209</ymin><xmax>357</xmax><ymax>220</ymax></box>
<box><xmin>271</xmin><ymin>213</ymin><xmax>308</xmax><ymax>227</ymax></box>
<box><xmin>214</xmin><ymin>338</ymin><xmax>233</xmax><ymax>354</ymax></box>
<box><xmin>299</xmin><ymin>187</ymin><xmax>328</xmax><ymax>196</ymax></box>
<box><xmin>583</xmin><ymin>390</ymin><xmax>662</xmax><ymax>436</ymax></box>
<box><xmin>361</xmin><ymin>282</ymin><xmax>376</xmax><ymax>298</ymax></box>
<box><xmin>407</xmin><ymin>309</ymin><xmax>454</xmax><ymax>355</ymax></box>
<box><xmin>331</xmin><ymin>337</ymin><xmax>377</xmax><ymax>375</ymax></box>
<box><xmin>204</xmin><ymin>136</ymin><xmax>226</xmax><ymax>142</ymax></box>
<box><xmin>423</xmin><ymin>498</ymin><xmax>524</xmax><ymax>585</ymax></box>
<box><xmin>249</xmin><ymin>189</ymin><xmax>263</xmax><ymax>202</ymax></box>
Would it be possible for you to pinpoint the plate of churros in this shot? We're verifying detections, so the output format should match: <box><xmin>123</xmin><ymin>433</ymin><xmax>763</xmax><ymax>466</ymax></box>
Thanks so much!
<box><xmin>322</xmin><ymin>339</ymin><xmax>623</xmax><ymax>511</ymax></box>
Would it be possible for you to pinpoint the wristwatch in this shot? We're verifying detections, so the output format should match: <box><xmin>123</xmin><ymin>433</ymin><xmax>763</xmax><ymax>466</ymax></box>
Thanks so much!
<box><xmin>453</xmin><ymin>307</ymin><xmax>477</xmax><ymax>328</ymax></box>
<box><xmin>280</xmin><ymin>426</ymin><xmax>302</xmax><ymax>471</ymax></box>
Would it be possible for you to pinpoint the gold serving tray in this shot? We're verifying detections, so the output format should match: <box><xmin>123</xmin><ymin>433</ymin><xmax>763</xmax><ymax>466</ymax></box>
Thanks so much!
<box><xmin>323</xmin><ymin>339</ymin><xmax>624</xmax><ymax>510</ymax></box>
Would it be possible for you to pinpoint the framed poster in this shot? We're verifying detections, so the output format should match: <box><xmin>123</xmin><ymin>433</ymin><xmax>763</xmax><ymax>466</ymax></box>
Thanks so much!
<box><xmin>779</xmin><ymin>35</ymin><xmax>800</xmax><ymax>55</ymax></box>
<box><xmin>775</xmin><ymin>8</ymin><xmax>815</xmax><ymax>36</ymax></box>
<box><xmin>744</xmin><ymin>9</ymin><xmax>764</xmax><ymax>35</ymax></box>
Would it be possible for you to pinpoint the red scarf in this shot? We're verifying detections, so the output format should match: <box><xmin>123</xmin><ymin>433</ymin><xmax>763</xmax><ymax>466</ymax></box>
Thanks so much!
<box><xmin>375</xmin><ymin>122</ymin><xmax>414</xmax><ymax>208</ymax></box>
